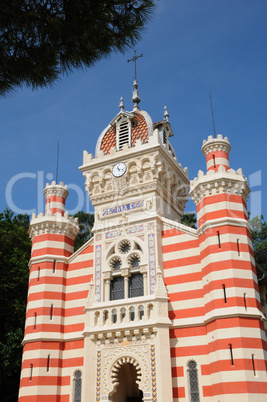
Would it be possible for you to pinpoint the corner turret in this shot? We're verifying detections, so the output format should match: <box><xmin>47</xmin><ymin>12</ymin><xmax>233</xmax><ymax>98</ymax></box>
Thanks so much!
<box><xmin>202</xmin><ymin>134</ymin><xmax>231</xmax><ymax>172</ymax></box>
<box><xmin>44</xmin><ymin>181</ymin><xmax>69</xmax><ymax>216</ymax></box>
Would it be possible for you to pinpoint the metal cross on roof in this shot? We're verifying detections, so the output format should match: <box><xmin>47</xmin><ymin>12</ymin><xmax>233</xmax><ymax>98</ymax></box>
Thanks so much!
<box><xmin>128</xmin><ymin>50</ymin><xmax>143</xmax><ymax>80</ymax></box>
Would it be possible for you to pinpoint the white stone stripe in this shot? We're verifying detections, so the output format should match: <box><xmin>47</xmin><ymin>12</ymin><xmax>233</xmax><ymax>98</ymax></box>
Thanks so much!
<box><xmin>32</xmin><ymin>240</ymin><xmax>73</xmax><ymax>253</ymax></box>
<box><xmin>166</xmin><ymin>281</ymin><xmax>203</xmax><ymax>294</ymax></box>
<box><xmin>203</xmin><ymin>267</ymin><xmax>257</xmax><ymax>283</ymax></box>
<box><xmin>19</xmin><ymin>385</ymin><xmax>60</xmax><ymax>396</ymax></box>
<box><xmin>201</xmin><ymin>250</ymin><xmax>255</xmax><ymax>267</ymax></box>
<box><xmin>197</xmin><ymin>201</ymin><xmax>247</xmax><ymax>219</ymax></box>
<box><xmin>198</xmin><ymin>233</ymin><xmax>253</xmax><ymax>249</ymax></box>
<box><xmin>69</xmin><ymin>252</ymin><xmax>94</xmax><ymax>264</ymax></box>
<box><xmin>45</xmin><ymin>201</ymin><xmax>65</xmax><ymax>210</ymax></box>
<box><xmin>162</xmin><ymin>248</ymin><xmax>200</xmax><ymax>260</ymax></box>
<box><xmin>207</xmin><ymin>157</ymin><xmax>229</xmax><ymax>169</ymax></box>
<box><xmin>162</xmin><ymin>233</ymin><xmax>197</xmax><ymax>246</ymax></box>
<box><xmin>206</xmin><ymin>326</ymin><xmax>266</xmax><ymax>341</ymax></box>
<box><xmin>204</xmin><ymin>287</ymin><xmax>260</xmax><ymax>302</ymax></box>
<box><xmin>169</xmin><ymin>298</ymin><xmax>204</xmax><ymax>312</ymax></box>
<box><xmin>163</xmin><ymin>263</ymin><xmax>201</xmax><ymax>278</ymax></box>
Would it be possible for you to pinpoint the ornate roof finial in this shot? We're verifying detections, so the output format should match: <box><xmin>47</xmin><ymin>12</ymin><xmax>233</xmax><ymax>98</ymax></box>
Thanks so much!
<box><xmin>119</xmin><ymin>97</ymin><xmax>125</xmax><ymax>111</ymax></box>
<box><xmin>128</xmin><ymin>50</ymin><xmax>143</xmax><ymax>112</ymax></box>
<box><xmin>132</xmin><ymin>80</ymin><xmax>141</xmax><ymax>112</ymax></box>
<box><xmin>164</xmin><ymin>105</ymin><xmax>169</xmax><ymax>121</ymax></box>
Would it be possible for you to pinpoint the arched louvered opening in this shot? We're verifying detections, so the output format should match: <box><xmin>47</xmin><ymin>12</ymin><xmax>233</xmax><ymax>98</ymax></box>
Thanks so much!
<box><xmin>118</xmin><ymin>120</ymin><xmax>130</xmax><ymax>150</ymax></box>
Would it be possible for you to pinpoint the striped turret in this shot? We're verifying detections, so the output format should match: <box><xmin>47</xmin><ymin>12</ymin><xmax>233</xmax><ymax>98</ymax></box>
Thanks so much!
<box><xmin>190</xmin><ymin>136</ymin><xmax>267</xmax><ymax>401</ymax></box>
<box><xmin>44</xmin><ymin>181</ymin><xmax>68</xmax><ymax>216</ymax></box>
<box><xmin>202</xmin><ymin>134</ymin><xmax>231</xmax><ymax>172</ymax></box>
<box><xmin>18</xmin><ymin>182</ymin><xmax>79</xmax><ymax>402</ymax></box>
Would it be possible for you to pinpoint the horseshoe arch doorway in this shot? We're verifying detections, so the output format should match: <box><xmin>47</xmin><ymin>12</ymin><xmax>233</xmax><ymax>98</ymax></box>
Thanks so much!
<box><xmin>110</xmin><ymin>362</ymin><xmax>143</xmax><ymax>402</ymax></box>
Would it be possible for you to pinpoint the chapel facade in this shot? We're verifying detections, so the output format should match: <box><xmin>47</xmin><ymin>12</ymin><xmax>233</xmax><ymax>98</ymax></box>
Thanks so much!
<box><xmin>19</xmin><ymin>83</ymin><xmax>267</xmax><ymax>402</ymax></box>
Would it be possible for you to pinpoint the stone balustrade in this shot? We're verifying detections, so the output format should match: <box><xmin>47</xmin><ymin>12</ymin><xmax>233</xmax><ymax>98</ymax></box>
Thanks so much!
<box><xmin>84</xmin><ymin>294</ymin><xmax>171</xmax><ymax>340</ymax></box>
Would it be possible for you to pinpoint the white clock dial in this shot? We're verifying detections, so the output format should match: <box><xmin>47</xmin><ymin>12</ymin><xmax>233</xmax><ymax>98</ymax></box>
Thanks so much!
<box><xmin>112</xmin><ymin>162</ymin><xmax>127</xmax><ymax>177</ymax></box>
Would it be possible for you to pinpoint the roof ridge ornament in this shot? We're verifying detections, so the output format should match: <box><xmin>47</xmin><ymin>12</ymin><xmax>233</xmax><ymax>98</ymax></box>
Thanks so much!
<box><xmin>128</xmin><ymin>50</ymin><xmax>143</xmax><ymax>112</ymax></box>
<box><xmin>119</xmin><ymin>97</ymin><xmax>125</xmax><ymax>111</ymax></box>
<box><xmin>164</xmin><ymin>105</ymin><xmax>169</xmax><ymax>121</ymax></box>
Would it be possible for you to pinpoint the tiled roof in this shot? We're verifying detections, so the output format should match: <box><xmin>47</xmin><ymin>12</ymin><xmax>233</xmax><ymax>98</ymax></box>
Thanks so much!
<box><xmin>100</xmin><ymin>125</ymin><xmax>116</xmax><ymax>155</ymax></box>
<box><xmin>100</xmin><ymin>112</ymin><xmax>149</xmax><ymax>155</ymax></box>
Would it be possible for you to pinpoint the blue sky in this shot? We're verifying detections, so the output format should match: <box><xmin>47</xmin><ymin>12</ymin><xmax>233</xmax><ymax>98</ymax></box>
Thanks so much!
<box><xmin>0</xmin><ymin>0</ymin><xmax>266</xmax><ymax>219</ymax></box>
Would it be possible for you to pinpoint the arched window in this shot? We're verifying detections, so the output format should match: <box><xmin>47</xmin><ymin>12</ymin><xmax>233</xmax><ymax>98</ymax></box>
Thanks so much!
<box><xmin>187</xmin><ymin>360</ymin><xmax>200</xmax><ymax>402</ymax></box>
<box><xmin>73</xmin><ymin>370</ymin><xmax>82</xmax><ymax>402</ymax></box>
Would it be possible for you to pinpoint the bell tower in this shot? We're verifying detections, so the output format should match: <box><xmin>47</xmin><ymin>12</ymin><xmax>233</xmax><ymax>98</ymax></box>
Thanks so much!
<box><xmin>80</xmin><ymin>84</ymin><xmax>189</xmax><ymax>401</ymax></box>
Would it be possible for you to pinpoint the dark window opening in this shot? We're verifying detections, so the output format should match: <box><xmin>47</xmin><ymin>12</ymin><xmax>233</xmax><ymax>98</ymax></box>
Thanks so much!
<box><xmin>53</xmin><ymin>260</ymin><xmax>56</xmax><ymax>273</ymax></box>
<box><xmin>118</xmin><ymin>121</ymin><xmax>129</xmax><ymax>150</ymax></box>
<box><xmin>252</xmin><ymin>354</ymin><xmax>256</xmax><ymax>376</ymax></box>
<box><xmin>237</xmin><ymin>239</ymin><xmax>240</xmax><ymax>256</ymax></box>
<box><xmin>47</xmin><ymin>355</ymin><xmax>50</xmax><ymax>372</ymax></box>
<box><xmin>222</xmin><ymin>284</ymin><xmax>227</xmax><ymax>303</ymax></box>
<box><xmin>37</xmin><ymin>267</ymin><xmax>40</xmax><ymax>281</ymax></box>
<box><xmin>130</xmin><ymin>307</ymin><xmax>135</xmax><ymax>321</ymax></box>
<box><xmin>50</xmin><ymin>304</ymin><xmax>53</xmax><ymax>320</ymax></box>
<box><xmin>110</xmin><ymin>277</ymin><xmax>124</xmax><ymax>300</ymax></box>
<box><xmin>217</xmin><ymin>231</ymin><xmax>221</xmax><ymax>248</ymax></box>
<box><xmin>129</xmin><ymin>273</ymin><xmax>144</xmax><ymax>298</ymax></box>
<box><xmin>163</xmin><ymin>130</ymin><xmax>168</xmax><ymax>144</ymax></box>
<box><xmin>112</xmin><ymin>309</ymin><xmax>117</xmax><ymax>324</ymax></box>
<box><xmin>244</xmin><ymin>293</ymin><xmax>247</xmax><ymax>310</ymax></box>
<box><xmin>213</xmin><ymin>154</ymin><xmax>216</xmax><ymax>168</ymax></box>
<box><xmin>34</xmin><ymin>313</ymin><xmax>37</xmax><ymax>329</ymax></box>
<box><xmin>74</xmin><ymin>370</ymin><xmax>82</xmax><ymax>402</ymax></box>
<box><xmin>30</xmin><ymin>364</ymin><xmax>33</xmax><ymax>381</ymax></box>
<box><xmin>229</xmin><ymin>344</ymin><xmax>234</xmax><ymax>366</ymax></box>
<box><xmin>188</xmin><ymin>360</ymin><xmax>200</xmax><ymax>402</ymax></box>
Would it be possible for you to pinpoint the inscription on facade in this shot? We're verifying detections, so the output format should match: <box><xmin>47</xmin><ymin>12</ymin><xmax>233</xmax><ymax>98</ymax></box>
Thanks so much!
<box><xmin>102</xmin><ymin>200</ymin><xmax>144</xmax><ymax>217</ymax></box>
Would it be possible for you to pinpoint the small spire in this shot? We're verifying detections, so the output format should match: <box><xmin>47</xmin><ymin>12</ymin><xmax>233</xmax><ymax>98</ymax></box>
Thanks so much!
<box><xmin>128</xmin><ymin>50</ymin><xmax>143</xmax><ymax>112</ymax></box>
<box><xmin>164</xmin><ymin>105</ymin><xmax>169</xmax><ymax>121</ymax></box>
<box><xmin>132</xmin><ymin>79</ymin><xmax>141</xmax><ymax>112</ymax></box>
<box><xmin>119</xmin><ymin>97</ymin><xmax>125</xmax><ymax>111</ymax></box>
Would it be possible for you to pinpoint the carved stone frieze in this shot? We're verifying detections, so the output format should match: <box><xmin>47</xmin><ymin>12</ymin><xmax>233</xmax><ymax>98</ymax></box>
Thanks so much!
<box><xmin>190</xmin><ymin>167</ymin><xmax>250</xmax><ymax>204</ymax></box>
<box><xmin>101</xmin><ymin>344</ymin><xmax>151</xmax><ymax>395</ymax></box>
<box><xmin>29</xmin><ymin>213</ymin><xmax>80</xmax><ymax>240</ymax></box>
<box><xmin>201</xmin><ymin>134</ymin><xmax>231</xmax><ymax>157</ymax></box>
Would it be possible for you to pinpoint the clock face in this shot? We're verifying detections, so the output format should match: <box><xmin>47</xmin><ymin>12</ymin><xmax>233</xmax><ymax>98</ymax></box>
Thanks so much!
<box><xmin>112</xmin><ymin>162</ymin><xmax>127</xmax><ymax>177</ymax></box>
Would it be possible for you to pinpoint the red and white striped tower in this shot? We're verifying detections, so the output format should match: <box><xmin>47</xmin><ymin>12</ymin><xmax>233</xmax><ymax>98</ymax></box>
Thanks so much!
<box><xmin>202</xmin><ymin>134</ymin><xmax>231</xmax><ymax>172</ymax></box>
<box><xmin>19</xmin><ymin>182</ymin><xmax>79</xmax><ymax>402</ymax></box>
<box><xmin>44</xmin><ymin>181</ymin><xmax>68</xmax><ymax>216</ymax></box>
<box><xmin>190</xmin><ymin>134</ymin><xmax>267</xmax><ymax>401</ymax></box>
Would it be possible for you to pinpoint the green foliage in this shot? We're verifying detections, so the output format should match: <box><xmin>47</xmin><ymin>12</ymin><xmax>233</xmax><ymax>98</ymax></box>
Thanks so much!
<box><xmin>0</xmin><ymin>0</ymin><xmax>156</xmax><ymax>96</ymax></box>
<box><xmin>250</xmin><ymin>215</ymin><xmax>267</xmax><ymax>271</ymax></box>
<box><xmin>0</xmin><ymin>209</ymin><xmax>31</xmax><ymax>398</ymax></box>
<box><xmin>73</xmin><ymin>211</ymin><xmax>94</xmax><ymax>251</ymax></box>
<box><xmin>181</xmin><ymin>212</ymin><xmax>197</xmax><ymax>229</ymax></box>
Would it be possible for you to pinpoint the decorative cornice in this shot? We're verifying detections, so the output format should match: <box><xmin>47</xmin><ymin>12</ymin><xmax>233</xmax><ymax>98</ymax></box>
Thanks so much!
<box><xmin>29</xmin><ymin>211</ymin><xmax>80</xmax><ymax>240</ymax></box>
<box><xmin>197</xmin><ymin>216</ymin><xmax>252</xmax><ymax>235</ymax></box>
<box><xmin>190</xmin><ymin>166</ymin><xmax>250</xmax><ymax>204</ymax></box>
<box><xmin>43</xmin><ymin>181</ymin><xmax>69</xmax><ymax>199</ymax></box>
<box><xmin>201</xmin><ymin>134</ymin><xmax>231</xmax><ymax>157</ymax></box>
